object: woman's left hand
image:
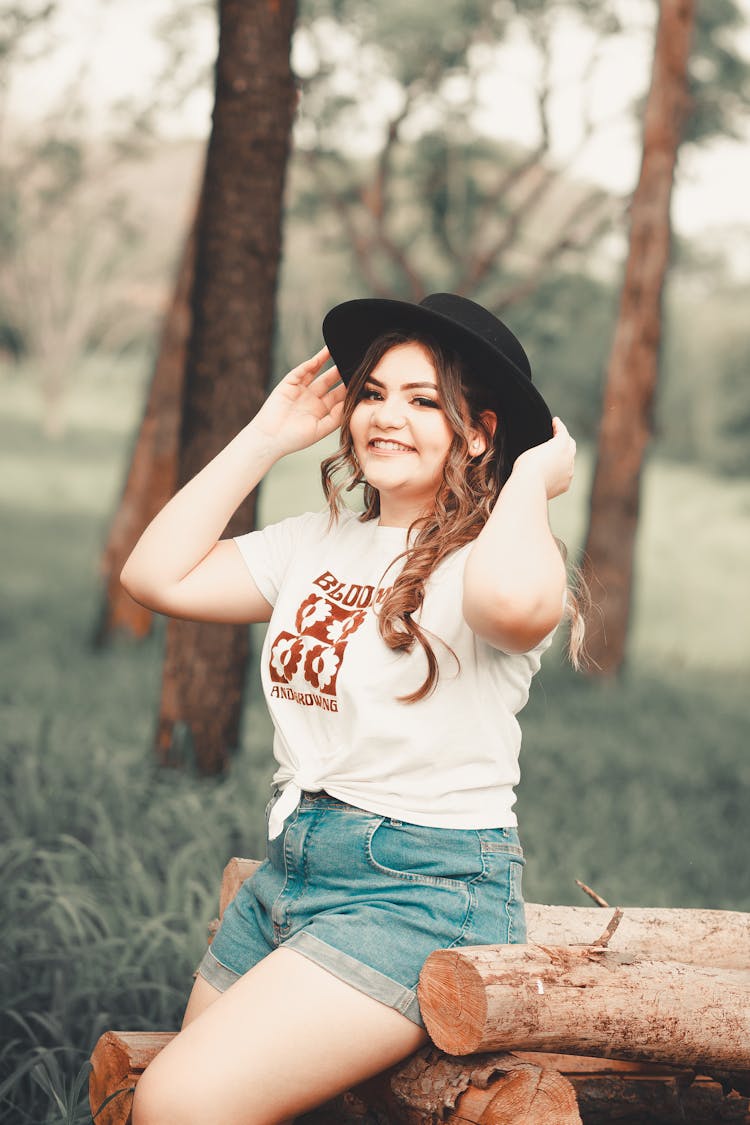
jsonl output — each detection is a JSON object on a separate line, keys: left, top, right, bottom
{"left": 511, "top": 416, "right": 576, "bottom": 500}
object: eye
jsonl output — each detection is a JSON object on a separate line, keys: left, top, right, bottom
{"left": 413, "top": 396, "right": 441, "bottom": 409}
{"left": 358, "top": 387, "right": 382, "bottom": 401}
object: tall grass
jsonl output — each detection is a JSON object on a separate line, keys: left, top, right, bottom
{"left": 1, "top": 361, "right": 748, "bottom": 1122}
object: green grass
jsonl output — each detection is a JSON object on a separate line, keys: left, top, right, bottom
{"left": 1, "top": 359, "right": 749, "bottom": 1122}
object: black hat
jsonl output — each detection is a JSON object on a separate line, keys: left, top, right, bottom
{"left": 322, "top": 292, "right": 552, "bottom": 468}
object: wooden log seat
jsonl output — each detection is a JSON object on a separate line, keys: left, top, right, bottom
{"left": 89, "top": 857, "right": 750, "bottom": 1124}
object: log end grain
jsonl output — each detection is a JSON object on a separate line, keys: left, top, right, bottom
{"left": 89, "top": 1031, "right": 175, "bottom": 1125}
{"left": 418, "top": 949, "right": 487, "bottom": 1054}
{"left": 476, "top": 1065, "right": 582, "bottom": 1125}
{"left": 89, "top": 1031, "right": 135, "bottom": 1125}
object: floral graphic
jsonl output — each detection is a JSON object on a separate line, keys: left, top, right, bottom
{"left": 296, "top": 594, "right": 332, "bottom": 633}
{"left": 325, "top": 610, "right": 367, "bottom": 645}
{"left": 303, "top": 644, "right": 342, "bottom": 690}
{"left": 270, "top": 633, "right": 304, "bottom": 682}
{"left": 268, "top": 573, "right": 372, "bottom": 701}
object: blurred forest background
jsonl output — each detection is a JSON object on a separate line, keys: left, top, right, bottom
{"left": 1, "top": 0, "right": 749, "bottom": 1121}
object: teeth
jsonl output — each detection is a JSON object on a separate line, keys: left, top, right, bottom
{"left": 371, "top": 439, "right": 414, "bottom": 451}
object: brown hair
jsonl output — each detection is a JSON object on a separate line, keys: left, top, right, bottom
{"left": 321, "top": 331, "right": 587, "bottom": 701}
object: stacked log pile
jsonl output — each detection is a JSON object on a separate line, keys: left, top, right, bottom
{"left": 89, "top": 858, "right": 750, "bottom": 1124}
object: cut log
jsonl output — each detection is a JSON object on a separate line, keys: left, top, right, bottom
{"left": 89, "top": 1030, "right": 173, "bottom": 1125}
{"left": 521, "top": 1054, "right": 750, "bottom": 1124}
{"left": 375, "top": 1046, "right": 582, "bottom": 1124}
{"left": 335, "top": 1049, "right": 750, "bottom": 1124}
{"left": 90, "top": 1032, "right": 750, "bottom": 1125}
{"left": 418, "top": 945, "right": 750, "bottom": 1070}
{"left": 525, "top": 903, "right": 750, "bottom": 970}
{"left": 88, "top": 1037, "right": 581, "bottom": 1125}
{"left": 219, "top": 856, "right": 262, "bottom": 918}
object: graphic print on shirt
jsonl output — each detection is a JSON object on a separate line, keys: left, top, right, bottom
{"left": 268, "top": 569, "right": 391, "bottom": 710}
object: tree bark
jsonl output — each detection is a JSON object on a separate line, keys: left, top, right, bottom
{"left": 156, "top": 0, "right": 297, "bottom": 774}
{"left": 523, "top": 902, "right": 750, "bottom": 970}
{"left": 348, "top": 1046, "right": 582, "bottom": 1124}
{"left": 418, "top": 945, "right": 750, "bottom": 1070}
{"left": 93, "top": 204, "right": 199, "bottom": 646}
{"left": 580, "top": 0, "right": 695, "bottom": 674}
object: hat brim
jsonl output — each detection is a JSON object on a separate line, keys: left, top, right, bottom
{"left": 322, "top": 298, "right": 552, "bottom": 466}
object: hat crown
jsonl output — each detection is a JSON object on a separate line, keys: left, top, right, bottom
{"left": 419, "top": 293, "right": 532, "bottom": 382}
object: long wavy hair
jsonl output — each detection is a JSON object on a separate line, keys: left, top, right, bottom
{"left": 321, "top": 330, "right": 587, "bottom": 702}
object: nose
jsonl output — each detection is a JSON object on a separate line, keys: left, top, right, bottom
{"left": 372, "top": 395, "right": 406, "bottom": 429}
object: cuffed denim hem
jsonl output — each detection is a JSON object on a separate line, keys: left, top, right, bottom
{"left": 284, "top": 931, "right": 424, "bottom": 1027}
{"left": 197, "top": 945, "right": 242, "bottom": 992}
{"left": 196, "top": 932, "right": 424, "bottom": 1027}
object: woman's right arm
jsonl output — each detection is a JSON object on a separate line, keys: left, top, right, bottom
{"left": 119, "top": 346, "right": 344, "bottom": 624}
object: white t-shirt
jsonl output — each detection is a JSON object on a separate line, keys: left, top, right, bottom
{"left": 234, "top": 508, "right": 557, "bottom": 839}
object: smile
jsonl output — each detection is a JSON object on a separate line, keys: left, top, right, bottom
{"left": 369, "top": 439, "right": 416, "bottom": 452}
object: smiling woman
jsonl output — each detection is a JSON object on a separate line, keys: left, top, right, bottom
{"left": 120, "top": 291, "right": 584, "bottom": 1125}
{"left": 348, "top": 341, "right": 455, "bottom": 524}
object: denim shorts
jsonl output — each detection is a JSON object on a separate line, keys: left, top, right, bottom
{"left": 197, "top": 789, "right": 527, "bottom": 1027}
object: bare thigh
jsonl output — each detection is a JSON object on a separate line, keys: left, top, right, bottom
{"left": 132, "top": 946, "right": 429, "bottom": 1125}
{"left": 181, "top": 972, "right": 222, "bottom": 1028}
{"left": 182, "top": 976, "right": 294, "bottom": 1125}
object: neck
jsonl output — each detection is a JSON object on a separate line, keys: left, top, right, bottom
{"left": 376, "top": 495, "right": 431, "bottom": 528}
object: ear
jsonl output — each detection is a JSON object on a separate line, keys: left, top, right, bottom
{"left": 468, "top": 410, "right": 497, "bottom": 457}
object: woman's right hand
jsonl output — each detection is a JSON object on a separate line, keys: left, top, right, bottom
{"left": 511, "top": 416, "right": 576, "bottom": 500}
{"left": 250, "top": 346, "right": 346, "bottom": 457}
{"left": 120, "top": 346, "right": 345, "bottom": 624}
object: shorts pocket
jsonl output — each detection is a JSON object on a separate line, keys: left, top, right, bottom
{"left": 483, "top": 833, "right": 526, "bottom": 942}
{"left": 365, "top": 818, "right": 486, "bottom": 889}
{"left": 506, "top": 856, "right": 527, "bottom": 943}
{"left": 456, "top": 847, "right": 527, "bottom": 946}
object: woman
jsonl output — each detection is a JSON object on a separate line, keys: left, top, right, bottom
{"left": 123, "top": 293, "right": 580, "bottom": 1125}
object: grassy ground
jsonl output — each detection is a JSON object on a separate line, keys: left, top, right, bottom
{"left": 1, "top": 361, "right": 748, "bottom": 1122}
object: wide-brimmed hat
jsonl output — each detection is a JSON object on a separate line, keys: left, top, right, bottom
{"left": 322, "top": 292, "right": 553, "bottom": 468}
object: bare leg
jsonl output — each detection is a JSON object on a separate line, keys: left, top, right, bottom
{"left": 179, "top": 974, "right": 296, "bottom": 1125}
{"left": 132, "top": 946, "right": 428, "bottom": 1125}
{"left": 181, "top": 972, "right": 222, "bottom": 1028}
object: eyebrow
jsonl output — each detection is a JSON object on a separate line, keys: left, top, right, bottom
{"left": 365, "top": 376, "right": 438, "bottom": 391}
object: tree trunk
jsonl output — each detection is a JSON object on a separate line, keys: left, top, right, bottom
{"left": 418, "top": 945, "right": 750, "bottom": 1070}
{"left": 93, "top": 204, "right": 199, "bottom": 646}
{"left": 156, "top": 0, "right": 297, "bottom": 774}
{"left": 580, "top": 0, "right": 695, "bottom": 674}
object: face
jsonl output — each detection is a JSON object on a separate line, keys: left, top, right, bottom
{"left": 349, "top": 342, "right": 454, "bottom": 524}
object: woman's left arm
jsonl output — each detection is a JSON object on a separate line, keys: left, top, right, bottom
{"left": 463, "top": 417, "right": 576, "bottom": 653}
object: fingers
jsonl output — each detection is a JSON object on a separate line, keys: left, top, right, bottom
{"left": 286, "top": 345, "right": 332, "bottom": 386}
{"left": 315, "top": 396, "right": 346, "bottom": 440}
{"left": 287, "top": 351, "right": 346, "bottom": 404}
{"left": 325, "top": 377, "right": 346, "bottom": 403}
{"left": 313, "top": 362, "right": 342, "bottom": 396}
{"left": 552, "top": 417, "right": 576, "bottom": 452}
